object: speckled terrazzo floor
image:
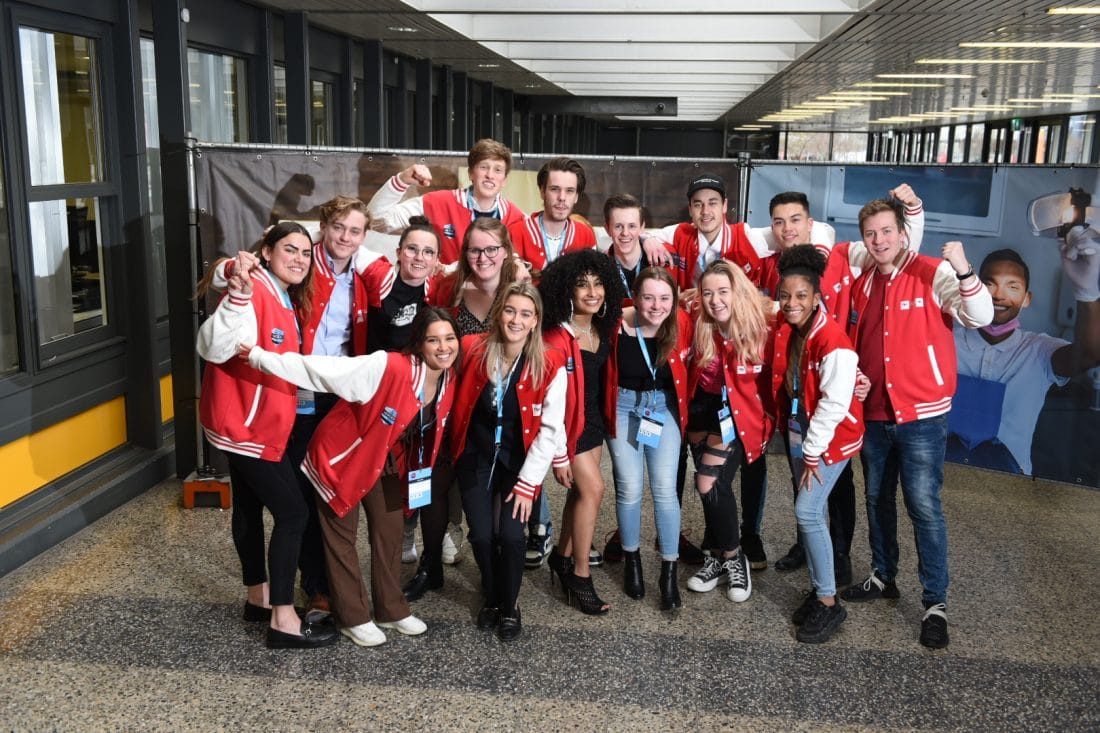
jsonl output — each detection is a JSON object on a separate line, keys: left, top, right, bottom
{"left": 1, "top": 454, "right": 1098, "bottom": 732}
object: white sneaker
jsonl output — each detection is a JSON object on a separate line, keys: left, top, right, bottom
{"left": 402, "top": 522, "right": 418, "bottom": 564}
{"left": 725, "top": 553, "right": 753, "bottom": 603}
{"left": 340, "top": 621, "right": 387, "bottom": 647}
{"left": 378, "top": 615, "right": 427, "bottom": 636}
{"left": 442, "top": 525, "right": 464, "bottom": 565}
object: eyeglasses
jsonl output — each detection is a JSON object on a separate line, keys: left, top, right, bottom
{"left": 466, "top": 245, "right": 502, "bottom": 260}
{"left": 402, "top": 245, "right": 437, "bottom": 258}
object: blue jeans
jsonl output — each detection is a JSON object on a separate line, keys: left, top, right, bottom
{"left": 860, "top": 415, "right": 950, "bottom": 606}
{"left": 606, "top": 388, "right": 682, "bottom": 560}
{"left": 790, "top": 456, "right": 849, "bottom": 598}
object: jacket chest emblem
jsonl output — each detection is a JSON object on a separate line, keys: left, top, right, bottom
{"left": 443, "top": 224, "right": 456, "bottom": 239}
{"left": 532, "top": 403, "right": 542, "bottom": 416}
{"left": 381, "top": 406, "right": 398, "bottom": 425}
{"left": 899, "top": 298, "right": 925, "bottom": 311}
{"left": 270, "top": 328, "right": 285, "bottom": 345}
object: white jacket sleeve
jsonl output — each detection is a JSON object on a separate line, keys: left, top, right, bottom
{"left": 642, "top": 223, "right": 682, "bottom": 245}
{"left": 933, "top": 261, "right": 994, "bottom": 328}
{"left": 249, "top": 348, "right": 387, "bottom": 403}
{"left": 367, "top": 174, "right": 425, "bottom": 234}
{"left": 802, "top": 348, "right": 859, "bottom": 462}
{"left": 514, "top": 366, "right": 568, "bottom": 499}
{"left": 196, "top": 289, "right": 257, "bottom": 365}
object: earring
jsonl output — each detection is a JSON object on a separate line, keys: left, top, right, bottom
{"left": 597, "top": 301, "right": 608, "bottom": 318}
{"left": 568, "top": 298, "right": 574, "bottom": 321}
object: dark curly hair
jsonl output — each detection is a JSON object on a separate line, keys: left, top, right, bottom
{"left": 538, "top": 249, "right": 624, "bottom": 340}
{"left": 777, "top": 243, "right": 827, "bottom": 294}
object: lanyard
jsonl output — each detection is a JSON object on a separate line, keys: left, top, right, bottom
{"left": 790, "top": 358, "right": 801, "bottom": 417}
{"left": 617, "top": 256, "right": 642, "bottom": 295}
{"left": 271, "top": 275, "right": 302, "bottom": 346}
{"left": 539, "top": 214, "right": 567, "bottom": 263}
{"left": 493, "top": 356, "right": 521, "bottom": 447}
{"left": 634, "top": 318, "right": 659, "bottom": 403}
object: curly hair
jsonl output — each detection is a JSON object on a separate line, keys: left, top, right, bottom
{"left": 538, "top": 249, "right": 624, "bottom": 341}
{"left": 777, "top": 244, "right": 827, "bottom": 295}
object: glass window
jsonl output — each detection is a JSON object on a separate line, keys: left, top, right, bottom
{"left": 0, "top": 145, "right": 18, "bottom": 375}
{"left": 187, "top": 48, "right": 249, "bottom": 142}
{"left": 353, "top": 79, "right": 364, "bottom": 147}
{"left": 783, "top": 131, "right": 830, "bottom": 161}
{"left": 19, "top": 28, "right": 103, "bottom": 185}
{"left": 1065, "top": 114, "right": 1095, "bottom": 164}
{"left": 311, "top": 79, "right": 334, "bottom": 146}
{"left": 951, "top": 125, "right": 967, "bottom": 162}
{"left": 936, "top": 126, "right": 950, "bottom": 163}
{"left": 274, "top": 65, "right": 288, "bottom": 145}
{"left": 968, "top": 123, "right": 985, "bottom": 162}
{"left": 139, "top": 39, "right": 168, "bottom": 320}
{"left": 832, "top": 131, "right": 867, "bottom": 162}
{"left": 29, "top": 198, "right": 107, "bottom": 344}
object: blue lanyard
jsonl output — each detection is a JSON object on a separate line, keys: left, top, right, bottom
{"left": 494, "top": 357, "right": 521, "bottom": 447}
{"left": 790, "top": 359, "right": 801, "bottom": 417}
{"left": 271, "top": 274, "right": 302, "bottom": 346}
{"left": 539, "top": 214, "right": 566, "bottom": 263}
{"left": 634, "top": 318, "right": 658, "bottom": 381}
{"left": 417, "top": 383, "right": 427, "bottom": 467}
{"left": 617, "top": 256, "right": 641, "bottom": 295}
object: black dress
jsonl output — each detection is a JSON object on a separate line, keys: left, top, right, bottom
{"left": 575, "top": 339, "right": 610, "bottom": 454}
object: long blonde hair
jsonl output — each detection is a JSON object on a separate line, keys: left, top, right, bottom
{"left": 451, "top": 217, "right": 519, "bottom": 308}
{"left": 694, "top": 259, "right": 769, "bottom": 366}
{"left": 482, "top": 282, "right": 548, "bottom": 390}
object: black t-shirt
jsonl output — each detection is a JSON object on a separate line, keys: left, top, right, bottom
{"left": 367, "top": 277, "right": 425, "bottom": 353}
{"left": 462, "top": 354, "right": 527, "bottom": 473}
{"left": 617, "top": 327, "right": 674, "bottom": 392}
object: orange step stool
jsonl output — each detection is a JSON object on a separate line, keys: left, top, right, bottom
{"left": 182, "top": 471, "right": 231, "bottom": 509}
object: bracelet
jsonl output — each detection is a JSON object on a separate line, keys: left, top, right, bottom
{"left": 955, "top": 268, "right": 974, "bottom": 281}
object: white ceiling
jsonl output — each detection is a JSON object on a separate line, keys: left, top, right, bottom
{"left": 264, "top": 0, "right": 1100, "bottom": 130}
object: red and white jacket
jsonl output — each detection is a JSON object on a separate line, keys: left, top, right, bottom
{"left": 543, "top": 324, "right": 587, "bottom": 466}
{"left": 510, "top": 213, "right": 597, "bottom": 273}
{"left": 368, "top": 175, "right": 525, "bottom": 265}
{"left": 448, "top": 334, "right": 568, "bottom": 500}
{"left": 848, "top": 250, "right": 993, "bottom": 423}
{"left": 249, "top": 349, "right": 455, "bottom": 519}
{"left": 603, "top": 308, "right": 694, "bottom": 438}
{"left": 667, "top": 221, "right": 761, "bottom": 291}
{"left": 770, "top": 308, "right": 863, "bottom": 467}
{"left": 197, "top": 268, "right": 299, "bottom": 461}
{"left": 687, "top": 326, "right": 777, "bottom": 465}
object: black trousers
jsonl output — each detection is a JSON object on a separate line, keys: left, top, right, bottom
{"left": 456, "top": 455, "right": 525, "bottom": 615}
{"left": 226, "top": 451, "right": 308, "bottom": 606}
{"left": 692, "top": 438, "right": 746, "bottom": 553}
{"left": 417, "top": 453, "right": 456, "bottom": 577}
{"left": 284, "top": 391, "right": 338, "bottom": 597}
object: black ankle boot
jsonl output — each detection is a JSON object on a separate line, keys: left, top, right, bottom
{"left": 623, "top": 550, "right": 645, "bottom": 599}
{"left": 659, "top": 560, "right": 681, "bottom": 610}
{"left": 402, "top": 562, "right": 443, "bottom": 602}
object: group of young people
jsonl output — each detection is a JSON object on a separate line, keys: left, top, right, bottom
{"left": 195, "top": 138, "right": 993, "bottom": 652}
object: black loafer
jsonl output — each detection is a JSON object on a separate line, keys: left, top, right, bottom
{"left": 476, "top": 605, "right": 500, "bottom": 629}
{"left": 498, "top": 608, "right": 522, "bottom": 642}
{"left": 265, "top": 621, "right": 340, "bottom": 649}
{"left": 774, "top": 543, "right": 806, "bottom": 572}
{"left": 243, "top": 601, "right": 272, "bottom": 623}
{"left": 403, "top": 568, "right": 444, "bottom": 602}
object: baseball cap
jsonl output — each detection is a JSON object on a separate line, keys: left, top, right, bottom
{"left": 686, "top": 173, "right": 726, "bottom": 200}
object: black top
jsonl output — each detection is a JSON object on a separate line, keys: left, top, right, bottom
{"left": 462, "top": 354, "right": 527, "bottom": 473}
{"left": 367, "top": 277, "right": 424, "bottom": 353}
{"left": 617, "top": 327, "right": 674, "bottom": 393}
{"left": 612, "top": 252, "right": 651, "bottom": 295}
{"left": 399, "top": 394, "right": 438, "bottom": 471}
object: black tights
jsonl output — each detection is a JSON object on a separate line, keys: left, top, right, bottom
{"left": 690, "top": 436, "right": 744, "bottom": 553}
{"left": 456, "top": 458, "right": 525, "bottom": 615}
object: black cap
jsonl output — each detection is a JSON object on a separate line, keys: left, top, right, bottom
{"left": 686, "top": 173, "right": 726, "bottom": 200}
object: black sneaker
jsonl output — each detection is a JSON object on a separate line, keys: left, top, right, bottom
{"left": 796, "top": 599, "right": 847, "bottom": 643}
{"left": 588, "top": 545, "right": 604, "bottom": 568}
{"left": 791, "top": 590, "right": 817, "bottom": 626}
{"left": 920, "top": 603, "right": 949, "bottom": 649}
{"left": 686, "top": 556, "right": 725, "bottom": 592}
{"left": 725, "top": 553, "right": 752, "bottom": 603}
{"left": 841, "top": 572, "right": 900, "bottom": 603}
{"left": 524, "top": 523, "right": 552, "bottom": 569}
{"left": 740, "top": 533, "right": 768, "bottom": 571}
{"left": 602, "top": 529, "right": 623, "bottom": 563}
{"left": 774, "top": 543, "right": 806, "bottom": 572}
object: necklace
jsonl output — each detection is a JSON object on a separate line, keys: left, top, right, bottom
{"left": 571, "top": 318, "right": 596, "bottom": 351}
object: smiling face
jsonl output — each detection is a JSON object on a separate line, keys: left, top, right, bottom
{"left": 396, "top": 229, "right": 439, "bottom": 284}
{"left": 771, "top": 202, "right": 814, "bottom": 250}
{"left": 981, "top": 259, "right": 1031, "bottom": 325}
{"left": 604, "top": 206, "right": 643, "bottom": 257}
{"left": 469, "top": 156, "right": 509, "bottom": 205}
{"left": 778, "top": 274, "right": 820, "bottom": 330}
{"left": 262, "top": 232, "right": 313, "bottom": 289}
{"left": 420, "top": 320, "right": 459, "bottom": 371}
{"left": 689, "top": 188, "right": 726, "bottom": 241}
{"left": 499, "top": 294, "right": 539, "bottom": 346}
{"left": 635, "top": 277, "right": 675, "bottom": 330}
{"left": 542, "top": 170, "right": 580, "bottom": 225}
{"left": 700, "top": 272, "right": 734, "bottom": 326}
{"left": 573, "top": 272, "right": 606, "bottom": 318}
{"left": 319, "top": 210, "right": 368, "bottom": 268}
{"left": 861, "top": 209, "right": 907, "bottom": 270}
{"left": 464, "top": 228, "right": 506, "bottom": 282}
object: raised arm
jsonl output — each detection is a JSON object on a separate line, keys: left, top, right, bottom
{"left": 935, "top": 241, "right": 993, "bottom": 328}
{"left": 1052, "top": 225, "right": 1100, "bottom": 377}
{"left": 249, "top": 347, "right": 388, "bottom": 403}
{"left": 367, "top": 164, "right": 432, "bottom": 234}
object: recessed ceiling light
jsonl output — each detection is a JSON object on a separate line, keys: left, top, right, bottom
{"left": 1048, "top": 6, "right": 1100, "bottom": 14}
{"left": 853, "top": 82, "right": 945, "bottom": 88}
{"left": 950, "top": 106, "right": 1015, "bottom": 112}
{"left": 960, "top": 41, "right": 1100, "bottom": 48}
{"left": 1009, "top": 97, "right": 1075, "bottom": 103}
{"left": 477, "top": 63, "right": 501, "bottom": 69}
{"left": 387, "top": 26, "right": 418, "bottom": 33}
{"left": 917, "top": 58, "right": 1042, "bottom": 64}
{"left": 877, "top": 73, "right": 974, "bottom": 79}
{"left": 818, "top": 96, "right": 889, "bottom": 102}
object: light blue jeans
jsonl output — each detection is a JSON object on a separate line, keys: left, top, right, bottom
{"left": 790, "top": 454, "right": 850, "bottom": 598}
{"left": 606, "top": 388, "right": 681, "bottom": 560}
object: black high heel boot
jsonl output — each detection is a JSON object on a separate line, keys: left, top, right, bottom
{"left": 403, "top": 560, "right": 443, "bottom": 602}
{"left": 547, "top": 548, "right": 572, "bottom": 594}
{"left": 623, "top": 550, "right": 645, "bottom": 599}
{"left": 659, "top": 560, "right": 682, "bottom": 610}
{"left": 565, "top": 571, "right": 610, "bottom": 615}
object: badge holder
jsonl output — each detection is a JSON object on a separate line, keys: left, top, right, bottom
{"left": 718, "top": 386, "right": 736, "bottom": 444}
{"left": 636, "top": 406, "right": 665, "bottom": 448}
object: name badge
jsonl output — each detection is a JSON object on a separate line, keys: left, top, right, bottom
{"left": 407, "top": 467, "right": 432, "bottom": 509}
{"left": 718, "top": 405, "right": 736, "bottom": 444}
{"left": 636, "top": 407, "right": 665, "bottom": 448}
{"left": 296, "top": 388, "right": 316, "bottom": 415}
{"left": 787, "top": 417, "right": 804, "bottom": 460}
